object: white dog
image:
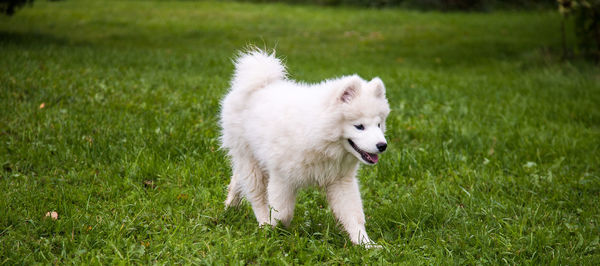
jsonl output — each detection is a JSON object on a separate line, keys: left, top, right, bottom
{"left": 220, "top": 49, "right": 390, "bottom": 247}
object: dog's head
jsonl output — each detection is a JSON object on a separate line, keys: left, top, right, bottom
{"left": 337, "top": 75, "right": 390, "bottom": 165}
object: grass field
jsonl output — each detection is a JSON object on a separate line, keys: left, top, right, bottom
{"left": 1, "top": 0, "right": 599, "bottom": 264}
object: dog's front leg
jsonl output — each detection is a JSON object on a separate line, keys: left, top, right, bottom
{"left": 326, "top": 176, "right": 376, "bottom": 247}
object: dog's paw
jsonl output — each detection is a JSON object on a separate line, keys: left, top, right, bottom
{"left": 363, "top": 241, "right": 382, "bottom": 249}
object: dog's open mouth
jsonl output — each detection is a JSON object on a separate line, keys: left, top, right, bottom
{"left": 348, "top": 139, "right": 378, "bottom": 164}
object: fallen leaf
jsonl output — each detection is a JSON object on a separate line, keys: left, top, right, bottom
{"left": 177, "top": 194, "right": 188, "bottom": 200}
{"left": 367, "top": 31, "right": 384, "bottom": 40}
{"left": 39, "top": 103, "right": 46, "bottom": 109}
{"left": 143, "top": 180, "right": 156, "bottom": 189}
{"left": 45, "top": 211, "right": 58, "bottom": 220}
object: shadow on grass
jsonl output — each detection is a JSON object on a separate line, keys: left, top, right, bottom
{"left": 0, "top": 31, "right": 71, "bottom": 46}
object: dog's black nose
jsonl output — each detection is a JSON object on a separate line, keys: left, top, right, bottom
{"left": 376, "top": 142, "right": 387, "bottom": 152}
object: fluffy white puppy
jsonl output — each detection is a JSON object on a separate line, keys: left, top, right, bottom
{"left": 220, "top": 49, "right": 390, "bottom": 246}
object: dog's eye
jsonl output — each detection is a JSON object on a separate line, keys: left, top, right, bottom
{"left": 354, "top": 124, "right": 364, "bottom": 130}
{"left": 378, "top": 123, "right": 381, "bottom": 128}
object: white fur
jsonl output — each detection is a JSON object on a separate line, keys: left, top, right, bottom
{"left": 220, "top": 49, "right": 390, "bottom": 247}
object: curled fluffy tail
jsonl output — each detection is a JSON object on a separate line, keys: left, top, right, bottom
{"left": 230, "top": 49, "right": 286, "bottom": 94}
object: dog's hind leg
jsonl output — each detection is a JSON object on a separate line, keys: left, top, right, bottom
{"left": 230, "top": 154, "right": 270, "bottom": 225}
{"left": 224, "top": 174, "right": 242, "bottom": 208}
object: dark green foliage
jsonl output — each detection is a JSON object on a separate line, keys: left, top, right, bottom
{"left": 0, "top": 0, "right": 33, "bottom": 15}
{"left": 573, "top": 1, "right": 600, "bottom": 62}
{"left": 403, "top": 0, "right": 487, "bottom": 10}
{"left": 557, "top": 0, "right": 600, "bottom": 63}
{"left": 403, "top": 0, "right": 554, "bottom": 10}
{"left": 236, "top": 0, "right": 555, "bottom": 10}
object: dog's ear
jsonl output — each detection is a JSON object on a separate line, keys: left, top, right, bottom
{"left": 340, "top": 76, "right": 362, "bottom": 103}
{"left": 370, "top": 77, "right": 386, "bottom": 98}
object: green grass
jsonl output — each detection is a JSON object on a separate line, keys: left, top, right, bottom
{"left": 1, "top": 0, "right": 599, "bottom": 264}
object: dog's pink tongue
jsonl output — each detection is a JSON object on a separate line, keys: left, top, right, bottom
{"left": 368, "top": 153, "right": 379, "bottom": 164}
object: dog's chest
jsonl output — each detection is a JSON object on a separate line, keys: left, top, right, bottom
{"left": 291, "top": 153, "right": 358, "bottom": 187}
